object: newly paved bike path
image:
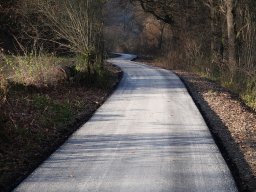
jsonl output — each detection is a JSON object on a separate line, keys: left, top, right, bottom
{"left": 14, "top": 54, "right": 237, "bottom": 192}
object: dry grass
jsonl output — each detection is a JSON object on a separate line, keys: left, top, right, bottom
{"left": 3, "top": 53, "right": 69, "bottom": 86}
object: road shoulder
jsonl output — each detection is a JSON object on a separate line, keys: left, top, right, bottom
{"left": 175, "top": 71, "right": 256, "bottom": 192}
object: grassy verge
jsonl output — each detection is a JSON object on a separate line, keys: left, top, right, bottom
{"left": 0, "top": 54, "right": 121, "bottom": 191}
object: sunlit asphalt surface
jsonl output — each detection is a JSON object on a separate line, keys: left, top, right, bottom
{"left": 14, "top": 54, "right": 238, "bottom": 192}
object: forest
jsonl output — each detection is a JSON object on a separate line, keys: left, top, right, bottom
{"left": 0, "top": 0, "right": 256, "bottom": 191}
{"left": 106, "top": 0, "right": 256, "bottom": 110}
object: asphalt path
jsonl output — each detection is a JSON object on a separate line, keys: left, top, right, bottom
{"left": 14, "top": 54, "right": 238, "bottom": 192}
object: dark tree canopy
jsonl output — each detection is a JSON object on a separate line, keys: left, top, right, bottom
{"left": 130, "top": 0, "right": 175, "bottom": 25}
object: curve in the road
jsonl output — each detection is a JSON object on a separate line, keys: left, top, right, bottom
{"left": 14, "top": 54, "right": 238, "bottom": 192}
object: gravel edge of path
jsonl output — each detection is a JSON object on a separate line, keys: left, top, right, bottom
{"left": 174, "top": 71, "right": 256, "bottom": 192}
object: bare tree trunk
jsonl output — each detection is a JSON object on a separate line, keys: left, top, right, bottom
{"left": 208, "top": 1, "right": 215, "bottom": 57}
{"left": 158, "top": 23, "right": 165, "bottom": 49}
{"left": 226, "top": 0, "right": 237, "bottom": 73}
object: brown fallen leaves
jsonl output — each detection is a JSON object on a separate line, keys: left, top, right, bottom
{"left": 175, "top": 71, "right": 256, "bottom": 192}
